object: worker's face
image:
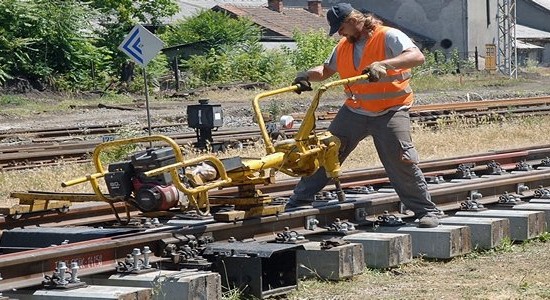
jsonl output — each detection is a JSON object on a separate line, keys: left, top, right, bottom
{"left": 338, "top": 18, "right": 362, "bottom": 43}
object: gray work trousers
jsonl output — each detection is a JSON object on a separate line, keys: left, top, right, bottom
{"left": 289, "top": 105, "right": 438, "bottom": 217}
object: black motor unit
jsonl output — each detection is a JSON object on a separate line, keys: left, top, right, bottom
{"left": 104, "top": 147, "right": 185, "bottom": 212}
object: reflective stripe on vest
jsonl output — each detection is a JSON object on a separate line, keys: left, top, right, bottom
{"left": 335, "top": 26, "right": 414, "bottom": 113}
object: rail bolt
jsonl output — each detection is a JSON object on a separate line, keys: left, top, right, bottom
{"left": 517, "top": 184, "right": 529, "bottom": 195}
{"left": 305, "top": 216, "right": 319, "bottom": 230}
{"left": 143, "top": 246, "right": 152, "bottom": 269}
{"left": 57, "top": 261, "right": 68, "bottom": 285}
{"left": 70, "top": 261, "right": 80, "bottom": 283}
{"left": 132, "top": 248, "right": 142, "bottom": 271}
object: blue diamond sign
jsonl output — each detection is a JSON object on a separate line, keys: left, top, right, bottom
{"left": 118, "top": 24, "right": 164, "bottom": 67}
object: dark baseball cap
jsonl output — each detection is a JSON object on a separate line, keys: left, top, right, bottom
{"left": 327, "top": 3, "right": 354, "bottom": 36}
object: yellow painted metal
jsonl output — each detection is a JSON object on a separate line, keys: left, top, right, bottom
{"left": 60, "top": 75, "right": 369, "bottom": 218}
{"left": 10, "top": 191, "right": 104, "bottom": 202}
{"left": 214, "top": 204, "right": 285, "bottom": 222}
{"left": 252, "top": 74, "right": 369, "bottom": 179}
{"left": 62, "top": 135, "right": 232, "bottom": 216}
{"left": 209, "top": 195, "right": 272, "bottom": 206}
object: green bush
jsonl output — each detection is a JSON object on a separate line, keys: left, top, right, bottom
{"left": 162, "top": 10, "right": 261, "bottom": 51}
{"left": 284, "top": 29, "right": 338, "bottom": 71}
{"left": 415, "top": 48, "right": 474, "bottom": 76}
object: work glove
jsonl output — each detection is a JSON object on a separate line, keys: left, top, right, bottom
{"left": 292, "top": 71, "right": 313, "bottom": 94}
{"left": 362, "top": 62, "right": 389, "bottom": 82}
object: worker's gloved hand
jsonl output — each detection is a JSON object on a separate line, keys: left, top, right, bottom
{"left": 292, "top": 71, "right": 313, "bottom": 94}
{"left": 362, "top": 62, "right": 388, "bottom": 82}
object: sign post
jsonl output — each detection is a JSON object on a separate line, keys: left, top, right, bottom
{"left": 118, "top": 24, "right": 164, "bottom": 136}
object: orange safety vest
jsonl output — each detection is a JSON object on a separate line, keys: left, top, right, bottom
{"left": 335, "top": 25, "right": 413, "bottom": 113}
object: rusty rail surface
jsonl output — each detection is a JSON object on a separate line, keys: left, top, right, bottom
{"left": 2, "top": 145, "right": 550, "bottom": 291}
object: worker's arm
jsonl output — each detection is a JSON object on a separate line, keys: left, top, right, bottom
{"left": 380, "top": 47, "right": 425, "bottom": 69}
{"left": 304, "top": 64, "right": 337, "bottom": 82}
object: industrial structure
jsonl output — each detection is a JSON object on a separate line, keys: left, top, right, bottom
{"left": 174, "top": 0, "right": 550, "bottom": 74}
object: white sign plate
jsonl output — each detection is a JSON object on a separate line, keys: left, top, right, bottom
{"left": 118, "top": 24, "right": 164, "bottom": 67}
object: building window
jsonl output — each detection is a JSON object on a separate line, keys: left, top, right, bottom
{"left": 486, "top": 0, "right": 491, "bottom": 27}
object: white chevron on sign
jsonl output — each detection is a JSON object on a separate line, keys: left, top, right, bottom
{"left": 118, "top": 24, "right": 164, "bottom": 67}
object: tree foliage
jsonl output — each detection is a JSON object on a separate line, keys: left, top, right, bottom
{"left": 0, "top": 0, "right": 179, "bottom": 90}
{"left": 0, "top": 3, "right": 475, "bottom": 93}
{"left": 0, "top": 0, "right": 110, "bottom": 90}
{"left": 416, "top": 48, "right": 474, "bottom": 75}
{"left": 162, "top": 10, "right": 288, "bottom": 87}
{"left": 285, "top": 30, "right": 338, "bottom": 71}
{"left": 89, "top": 0, "right": 179, "bottom": 68}
{"left": 162, "top": 10, "right": 261, "bottom": 51}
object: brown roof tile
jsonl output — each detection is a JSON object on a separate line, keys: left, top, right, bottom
{"left": 213, "top": 4, "right": 330, "bottom": 38}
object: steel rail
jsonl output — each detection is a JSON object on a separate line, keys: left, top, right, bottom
{"left": 2, "top": 144, "right": 550, "bottom": 230}
{"left": 1, "top": 166, "right": 550, "bottom": 292}
{"left": 2, "top": 96, "right": 550, "bottom": 171}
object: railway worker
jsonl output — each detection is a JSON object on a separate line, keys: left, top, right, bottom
{"left": 286, "top": 3, "right": 442, "bottom": 228}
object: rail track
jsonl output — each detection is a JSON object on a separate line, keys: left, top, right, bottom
{"left": 1, "top": 144, "right": 550, "bottom": 298}
{"left": 1, "top": 95, "right": 550, "bottom": 171}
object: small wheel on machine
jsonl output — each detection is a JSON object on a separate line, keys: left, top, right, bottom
{"left": 9, "top": 211, "right": 22, "bottom": 220}
{"left": 56, "top": 205, "right": 70, "bottom": 214}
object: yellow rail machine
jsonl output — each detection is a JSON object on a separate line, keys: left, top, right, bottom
{"left": 62, "top": 75, "right": 369, "bottom": 221}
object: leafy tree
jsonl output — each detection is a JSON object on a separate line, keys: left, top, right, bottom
{"left": 88, "top": 0, "right": 180, "bottom": 78}
{"left": 416, "top": 48, "right": 474, "bottom": 75}
{"left": 0, "top": 0, "right": 36, "bottom": 84}
{"left": 285, "top": 30, "right": 338, "bottom": 71}
{"left": 162, "top": 10, "right": 270, "bottom": 87}
{"left": 0, "top": 0, "right": 109, "bottom": 90}
{"left": 162, "top": 10, "right": 261, "bottom": 51}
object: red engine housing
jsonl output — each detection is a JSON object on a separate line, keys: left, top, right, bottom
{"left": 131, "top": 178, "right": 181, "bottom": 212}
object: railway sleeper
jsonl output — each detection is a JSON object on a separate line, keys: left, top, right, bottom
{"left": 4, "top": 160, "right": 550, "bottom": 298}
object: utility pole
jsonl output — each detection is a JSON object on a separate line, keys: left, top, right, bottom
{"left": 497, "top": 0, "right": 517, "bottom": 78}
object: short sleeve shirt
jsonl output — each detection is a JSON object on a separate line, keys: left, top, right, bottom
{"left": 325, "top": 28, "right": 417, "bottom": 71}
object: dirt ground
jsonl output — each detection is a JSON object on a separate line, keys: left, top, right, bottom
{"left": 2, "top": 72, "right": 550, "bottom": 299}
{"left": 2, "top": 71, "right": 550, "bottom": 134}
